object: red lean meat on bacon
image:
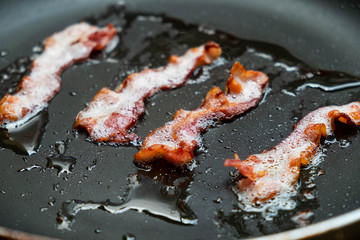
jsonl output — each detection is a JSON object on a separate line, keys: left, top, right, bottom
{"left": 224, "top": 102, "right": 360, "bottom": 202}
{"left": 0, "top": 22, "right": 117, "bottom": 126}
{"left": 75, "top": 42, "right": 222, "bottom": 144}
{"left": 134, "top": 62, "right": 268, "bottom": 165}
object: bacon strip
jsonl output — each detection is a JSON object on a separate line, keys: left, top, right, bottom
{"left": 224, "top": 102, "right": 360, "bottom": 202}
{"left": 134, "top": 62, "right": 269, "bottom": 165}
{"left": 0, "top": 23, "right": 117, "bottom": 126}
{"left": 75, "top": 42, "right": 222, "bottom": 144}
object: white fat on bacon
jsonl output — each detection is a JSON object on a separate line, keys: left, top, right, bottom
{"left": 75, "top": 42, "right": 222, "bottom": 144}
{"left": 134, "top": 62, "right": 269, "bottom": 165}
{"left": 0, "top": 22, "right": 117, "bottom": 126}
{"left": 225, "top": 102, "right": 360, "bottom": 202}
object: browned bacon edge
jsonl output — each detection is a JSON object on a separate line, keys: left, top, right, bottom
{"left": 74, "top": 42, "right": 222, "bottom": 144}
{"left": 0, "top": 23, "right": 117, "bottom": 126}
{"left": 224, "top": 102, "right": 360, "bottom": 202}
{"left": 134, "top": 62, "right": 269, "bottom": 166}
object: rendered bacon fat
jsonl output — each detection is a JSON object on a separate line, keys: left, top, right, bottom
{"left": 134, "top": 62, "right": 269, "bottom": 165}
{"left": 75, "top": 42, "right": 222, "bottom": 143}
{"left": 224, "top": 102, "right": 360, "bottom": 202}
{"left": 0, "top": 23, "right": 117, "bottom": 126}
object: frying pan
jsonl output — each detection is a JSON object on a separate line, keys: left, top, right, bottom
{"left": 1, "top": 0, "right": 360, "bottom": 239}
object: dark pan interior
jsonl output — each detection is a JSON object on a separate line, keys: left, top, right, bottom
{"left": 1, "top": 0, "right": 360, "bottom": 239}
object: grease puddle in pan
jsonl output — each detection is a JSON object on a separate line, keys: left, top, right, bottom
{"left": 47, "top": 140, "right": 77, "bottom": 175}
{"left": 285, "top": 70, "right": 360, "bottom": 93}
{"left": 18, "top": 164, "right": 44, "bottom": 172}
{"left": 57, "top": 170, "right": 196, "bottom": 230}
{"left": 47, "top": 155, "right": 77, "bottom": 175}
{"left": 0, "top": 110, "right": 48, "bottom": 155}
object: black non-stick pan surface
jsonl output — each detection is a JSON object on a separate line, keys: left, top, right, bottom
{"left": 1, "top": 0, "right": 360, "bottom": 239}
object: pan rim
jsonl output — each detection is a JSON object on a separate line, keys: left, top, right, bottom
{"left": 1, "top": 208, "right": 360, "bottom": 239}
{"left": 251, "top": 208, "right": 360, "bottom": 240}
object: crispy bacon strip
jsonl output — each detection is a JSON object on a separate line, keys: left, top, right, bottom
{"left": 224, "top": 102, "right": 360, "bottom": 202}
{"left": 75, "top": 42, "right": 222, "bottom": 144}
{"left": 0, "top": 22, "right": 117, "bottom": 126}
{"left": 134, "top": 62, "right": 269, "bottom": 165}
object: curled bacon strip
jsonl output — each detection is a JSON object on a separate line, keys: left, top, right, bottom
{"left": 0, "top": 23, "right": 117, "bottom": 126}
{"left": 224, "top": 102, "right": 360, "bottom": 202}
{"left": 75, "top": 42, "right": 222, "bottom": 144}
{"left": 134, "top": 62, "right": 269, "bottom": 165}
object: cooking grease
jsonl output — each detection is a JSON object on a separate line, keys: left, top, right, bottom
{"left": 57, "top": 169, "right": 196, "bottom": 229}
{"left": 0, "top": 110, "right": 48, "bottom": 155}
